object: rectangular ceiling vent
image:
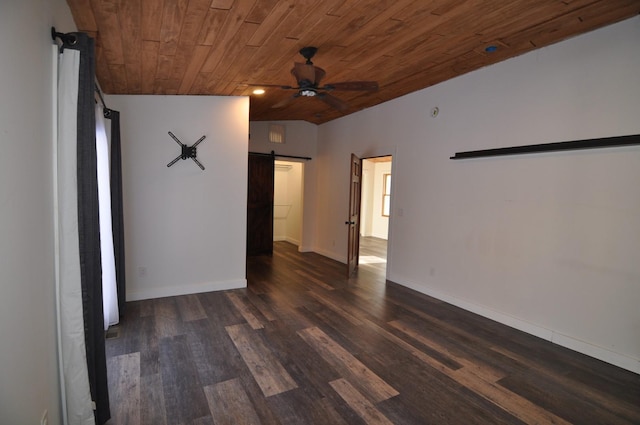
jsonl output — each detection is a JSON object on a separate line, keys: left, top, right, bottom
{"left": 269, "top": 124, "right": 285, "bottom": 144}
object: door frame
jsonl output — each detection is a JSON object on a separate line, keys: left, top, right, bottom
{"left": 345, "top": 152, "right": 401, "bottom": 277}
{"left": 273, "top": 159, "right": 305, "bottom": 247}
{"left": 346, "top": 154, "right": 362, "bottom": 277}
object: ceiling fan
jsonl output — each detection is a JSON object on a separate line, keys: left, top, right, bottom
{"left": 255, "top": 46, "right": 379, "bottom": 111}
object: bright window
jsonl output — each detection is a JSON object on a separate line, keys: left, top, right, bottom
{"left": 382, "top": 173, "right": 391, "bottom": 217}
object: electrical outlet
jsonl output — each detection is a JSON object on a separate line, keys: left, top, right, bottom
{"left": 40, "top": 409, "right": 48, "bottom": 425}
{"left": 137, "top": 266, "right": 147, "bottom": 278}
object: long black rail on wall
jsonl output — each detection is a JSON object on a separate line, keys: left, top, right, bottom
{"left": 450, "top": 134, "right": 640, "bottom": 160}
{"left": 249, "top": 150, "right": 312, "bottom": 161}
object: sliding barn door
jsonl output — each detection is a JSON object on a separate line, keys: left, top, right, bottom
{"left": 247, "top": 153, "right": 274, "bottom": 256}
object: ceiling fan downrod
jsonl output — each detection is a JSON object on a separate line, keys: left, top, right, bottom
{"left": 299, "top": 46, "right": 317, "bottom": 64}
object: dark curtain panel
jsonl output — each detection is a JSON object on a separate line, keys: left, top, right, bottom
{"left": 109, "top": 110, "right": 126, "bottom": 316}
{"left": 67, "top": 32, "right": 111, "bottom": 425}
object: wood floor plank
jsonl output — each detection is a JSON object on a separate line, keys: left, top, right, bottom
{"left": 263, "top": 386, "right": 350, "bottom": 425}
{"left": 107, "top": 352, "right": 141, "bottom": 425}
{"left": 131, "top": 315, "right": 159, "bottom": 377}
{"left": 204, "top": 378, "right": 262, "bottom": 425}
{"left": 191, "top": 417, "right": 215, "bottom": 425}
{"left": 226, "top": 323, "right": 298, "bottom": 397}
{"left": 106, "top": 242, "right": 640, "bottom": 425}
{"left": 453, "top": 370, "right": 572, "bottom": 425}
{"left": 497, "top": 370, "right": 639, "bottom": 425}
{"left": 226, "top": 292, "right": 265, "bottom": 330}
{"left": 183, "top": 318, "right": 243, "bottom": 386}
{"left": 492, "top": 345, "right": 640, "bottom": 423}
{"left": 158, "top": 334, "right": 210, "bottom": 423}
{"left": 294, "top": 269, "right": 335, "bottom": 291}
{"left": 258, "top": 291, "right": 317, "bottom": 331}
{"left": 175, "top": 293, "right": 208, "bottom": 322}
{"left": 259, "top": 318, "right": 344, "bottom": 400}
{"left": 361, "top": 317, "right": 463, "bottom": 374}
{"left": 198, "top": 290, "right": 246, "bottom": 327}
{"left": 245, "top": 290, "right": 278, "bottom": 322}
{"left": 154, "top": 297, "right": 183, "bottom": 338}
{"left": 297, "top": 326, "right": 399, "bottom": 403}
{"left": 389, "top": 319, "right": 572, "bottom": 425}
{"left": 388, "top": 319, "right": 505, "bottom": 381}
{"left": 330, "top": 378, "right": 394, "bottom": 425}
{"left": 139, "top": 299, "right": 154, "bottom": 317}
{"left": 306, "top": 289, "right": 364, "bottom": 326}
{"left": 311, "top": 397, "right": 351, "bottom": 425}
{"left": 140, "top": 373, "right": 166, "bottom": 425}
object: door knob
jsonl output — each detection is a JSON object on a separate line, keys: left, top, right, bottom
{"left": 345, "top": 221, "right": 355, "bottom": 225}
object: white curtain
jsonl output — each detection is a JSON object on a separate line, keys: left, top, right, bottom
{"left": 53, "top": 45, "right": 96, "bottom": 425}
{"left": 95, "top": 104, "right": 119, "bottom": 330}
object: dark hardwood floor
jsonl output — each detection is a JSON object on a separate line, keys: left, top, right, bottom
{"left": 359, "top": 236, "right": 388, "bottom": 275}
{"left": 105, "top": 241, "right": 640, "bottom": 424}
{"left": 360, "top": 236, "right": 388, "bottom": 259}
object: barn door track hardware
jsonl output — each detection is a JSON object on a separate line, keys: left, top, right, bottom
{"left": 167, "top": 131, "right": 206, "bottom": 170}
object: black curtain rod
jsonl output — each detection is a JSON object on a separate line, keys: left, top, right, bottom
{"left": 249, "top": 151, "right": 312, "bottom": 161}
{"left": 51, "top": 26, "right": 76, "bottom": 46}
{"left": 51, "top": 27, "right": 112, "bottom": 119}
{"left": 95, "top": 84, "right": 113, "bottom": 119}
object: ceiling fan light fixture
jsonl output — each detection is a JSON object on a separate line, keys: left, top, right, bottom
{"left": 252, "top": 88, "right": 265, "bottom": 95}
{"left": 300, "top": 89, "right": 317, "bottom": 97}
{"left": 256, "top": 46, "right": 378, "bottom": 112}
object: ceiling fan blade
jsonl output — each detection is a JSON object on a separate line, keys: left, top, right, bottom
{"left": 314, "top": 67, "right": 326, "bottom": 86}
{"left": 292, "top": 62, "right": 317, "bottom": 86}
{"left": 271, "top": 93, "right": 299, "bottom": 109}
{"left": 322, "top": 81, "right": 379, "bottom": 91}
{"left": 317, "top": 93, "right": 349, "bottom": 111}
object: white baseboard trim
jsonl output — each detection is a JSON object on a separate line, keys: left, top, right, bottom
{"left": 312, "top": 247, "right": 346, "bottom": 264}
{"left": 550, "top": 332, "right": 639, "bottom": 375}
{"left": 285, "top": 236, "right": 300, "bottom": 246}
{"left": 127, "top": 279, "right": 246, "bottom": 301}
{"left": 275, "top": 237, "right": 300, "bottom": 245}
{"left": 391, "top": 276, "right": 640, "bottom": 375}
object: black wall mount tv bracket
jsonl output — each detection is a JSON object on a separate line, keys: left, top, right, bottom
{"left": 167, "top": 131, "right": 206, "bottom": 170}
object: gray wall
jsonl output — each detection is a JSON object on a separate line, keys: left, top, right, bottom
{"left": 313, "top": 17, "right": 640, "bottom": 373}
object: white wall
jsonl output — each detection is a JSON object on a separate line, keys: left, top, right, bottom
{"left": 361, "top": 160, "right": 391, "bottom": 239}
{"left": 274, "top": 165, "right": 289, "bottom": 241}
{"left": 360, "top": 160, "right": 375, "bottom": 236}
{"left": 0, "top": 1, "right": 75, "bottom": 424}
{"left": 106, "top": 95, "right": 249, "bottom": 300}
{"left": 314, "top": 17, "right": 640, "bottom": 373}
{"left": 274, "top": 161, "right": 303, "bottom": 245}
{"left": 371, "top": 161, "right": 391, "bottom": 239}
{"left": 249, "top": 121, "right": 318, "bottom": 251}
{"left": 286, "top": 163, "right": 303, "bottom": 244}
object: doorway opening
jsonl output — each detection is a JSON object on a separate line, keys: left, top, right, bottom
{"left": 246, "top": 153, "right": 306, "bottom": 259}
{"left": 359, "top": 156, "right": 392, "bottom": 274}
{"left": 273, "top": 160, "right": 304, "bottom": 247}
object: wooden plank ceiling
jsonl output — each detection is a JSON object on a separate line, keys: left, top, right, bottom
{"left": 66, "top": 0, "right": 639, "bottom": 124}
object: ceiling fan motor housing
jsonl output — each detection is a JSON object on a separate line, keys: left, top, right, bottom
{"left": 299, "top": 46, "right": 318, "bottom": 64}
{"left": 267, "top": 46, "right": 378, "bottom": 111}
